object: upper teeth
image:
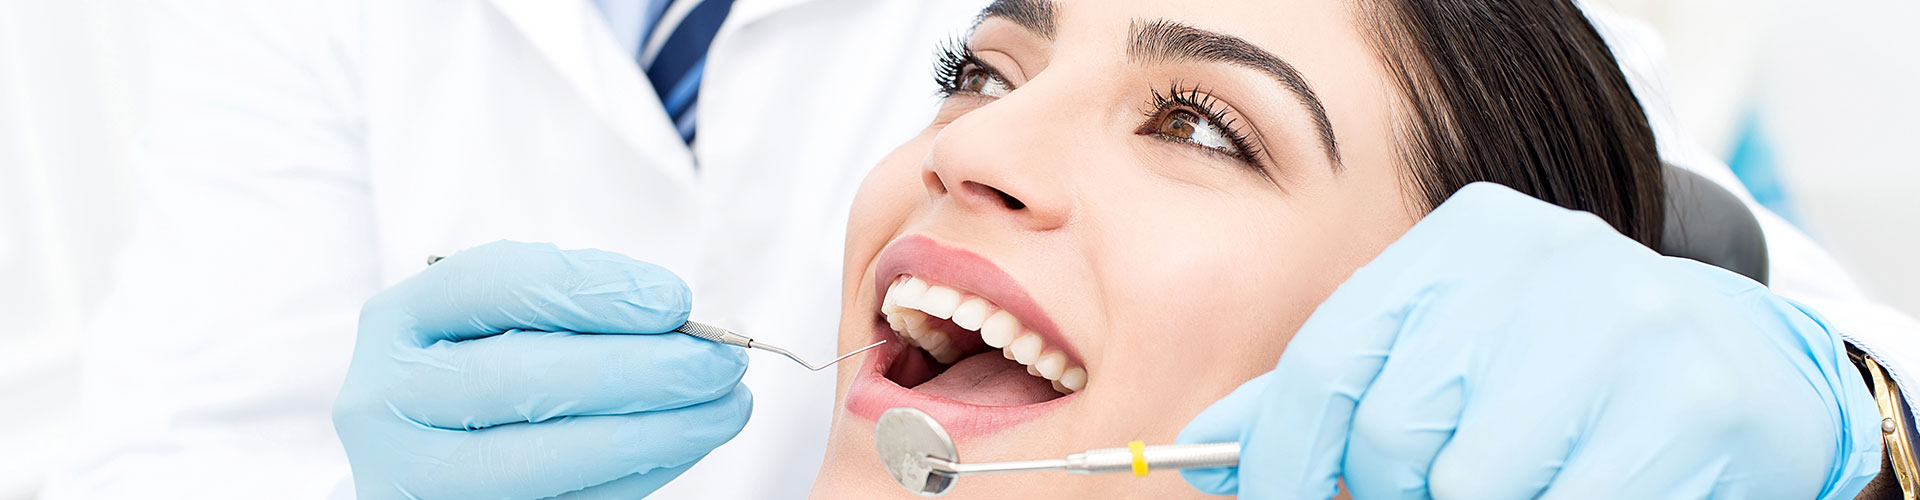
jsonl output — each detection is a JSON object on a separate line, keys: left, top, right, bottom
{"left": 882, "top": 276, "right": 1087, "bottom": 394}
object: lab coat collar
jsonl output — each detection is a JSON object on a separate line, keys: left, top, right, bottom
{"left": 484, "top": 0, "right": 697, "bottom": 185}
{"left": 481, "top": 0, "right": 832, "bottom": 182}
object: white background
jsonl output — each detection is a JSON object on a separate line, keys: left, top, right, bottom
{"left": 1, "top": 0, "right": 141, "bottom": 497}
{"left": 1, "top": 0, "right": 1914, "bottom": 497}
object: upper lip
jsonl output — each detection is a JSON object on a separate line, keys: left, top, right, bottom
{"left": 870, "top": 234, "right": 1080, "bottom": 364}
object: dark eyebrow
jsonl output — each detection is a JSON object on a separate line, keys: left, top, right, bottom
{"left": 976, "top": 0, "right": 1058, "bottom": 40}
{"left": 1129, "top": 19, "right": 1342, "bottom": 169}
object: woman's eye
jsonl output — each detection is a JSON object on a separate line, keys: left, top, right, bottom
{"left": 957, "top": 66, "right": 1011, "bottom": 98}
{"left": 1149, "top": 108, "right": 1236, "bottom": 153}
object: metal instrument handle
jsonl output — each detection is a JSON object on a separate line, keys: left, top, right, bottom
{"left": 1068, "top": 443, "right": 1240, "bottom": 475}
{"left": 931, "top": 443, "right": 1241, "bottom": 477}
{"left": 673, "top": 320, "right": 755, "bottom": 348}
{"left": 932, "top": 457, "right": 1069, "bottom": 476}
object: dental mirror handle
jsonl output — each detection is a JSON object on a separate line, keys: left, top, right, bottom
{"left": 932, "top": 442, "right": 1240, "bottom": 476}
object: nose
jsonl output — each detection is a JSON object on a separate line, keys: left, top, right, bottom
{"left": 920, "top": 100, "right": 1075, "bottom": 232}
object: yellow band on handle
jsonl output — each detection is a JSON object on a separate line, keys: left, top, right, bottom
{"left": 1128, "top": 440, "right": 1149, "bottom": 477}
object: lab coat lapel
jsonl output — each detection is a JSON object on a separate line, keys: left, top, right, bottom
{"left": 485, "top": 0, "right": 695, "bottom": 185}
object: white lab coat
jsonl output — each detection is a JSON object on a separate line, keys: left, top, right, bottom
{"left": 38, "top": 0, "right": 1919, "bottom": 499}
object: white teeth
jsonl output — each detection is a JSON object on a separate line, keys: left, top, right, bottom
{"left": 900, "top": 311, "right": 929, "bottom": 334}
{"left": 882, "top": 281, "right": 904, "bottom": 315}
{"left": 980, "top": 311, "right": 1019, "bottom": 348}
{"left": 918, "top": 286, "right": 962, "bottom": 319}
{"left": 887, "top": 278, "right": 930, "bottom": 313}
{"left": 1060, "top": 367, "right": 1086, "bottom": 392}
{"left": 894, "top": 276, "right": 933, "bottom": 311}
{"left": 887, "top": 313, "right": 906, "bottom": 332}
{"left": 1035, "top": 352, "right": 1067, "bottom": 380}
{"left": 880, "top": 276, "right": 1087, "bottom": 396}
{"left": 951, "top": 299, "right": 993, "bottom": 331}
{"left": 920, "top": 329, "right": 951, "bottom": 351}
{"left": 1008, "top": 334, "right": 1043, "bottom": 365}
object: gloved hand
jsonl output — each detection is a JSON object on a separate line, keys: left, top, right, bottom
{"left": 333, "top": 241, "right": 751, "bottom": 499}
{"left": 1178, "top": 183, "right": 1882, "bottom": 499}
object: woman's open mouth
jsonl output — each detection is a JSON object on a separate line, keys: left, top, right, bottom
{"left": 845, "top": 235, "right": 1086, "bottom": 437}
{"left": 881, "top": 274, "right": 1088, "bottom": 400}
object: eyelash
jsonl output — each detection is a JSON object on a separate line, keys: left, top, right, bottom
{"left": 933, "top": 39, "right": 999, "bottom": 98}
{"left": 1143, "top": 83, "right": 1266, "bottom": 168}
{"left": 933, "top": 43, "right": 1266, "bottom": 170}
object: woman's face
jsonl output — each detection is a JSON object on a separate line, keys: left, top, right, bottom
{"left": 814, "top": 0, "right": 1416, "bottom": 497}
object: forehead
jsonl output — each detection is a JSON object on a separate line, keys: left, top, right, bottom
{"left": 980, "top": 0, "right": 1386, "bottom": 101}
{"left": 986, "top": 0, "right": 1367, "bottom": 50}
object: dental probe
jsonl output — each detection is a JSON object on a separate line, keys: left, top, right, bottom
{"left": 425, "top": 256, "right": 883, "bottom": 371}
{"left": 673, "top": 320, "right": 885, "bottom": 371}
{"left": 876, "top": 407, "right": 1240, "bottom": 497}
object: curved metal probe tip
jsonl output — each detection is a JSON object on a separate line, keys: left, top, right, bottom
{"left": 753, "top": 340, "right": 887, "bottom": 371}
{"left": 675, "top": 320, "right": 885, "bottom": 370}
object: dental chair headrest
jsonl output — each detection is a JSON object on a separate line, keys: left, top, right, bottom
{"left": 1659, "top": 165, "right": 1770, "bottom": 285}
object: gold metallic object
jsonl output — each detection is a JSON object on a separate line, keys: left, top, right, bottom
{"left": 1859, "top": 352, "right": 1917, "bottom": 499}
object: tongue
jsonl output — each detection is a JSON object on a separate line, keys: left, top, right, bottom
{"left": 911, "top": 351, "right": 1060, "bottom": 406}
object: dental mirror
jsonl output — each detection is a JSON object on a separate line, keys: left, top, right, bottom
{"left": 875, "top": 407, "right": 1241, "bottom": 497}
{"left": 876, "top": 407, "right": 960, "bottom": 496}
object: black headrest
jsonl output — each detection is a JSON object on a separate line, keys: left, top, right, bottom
{"left": 1659, "top": 165, "right": 1770, "bottom": 285}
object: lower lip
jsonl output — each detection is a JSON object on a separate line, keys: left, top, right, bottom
{"left": 845, "top": 318, "right": 1075, "bottom": 439}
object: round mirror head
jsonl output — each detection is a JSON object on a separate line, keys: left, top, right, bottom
{"left": 875, "top": 407, "right": 959, "bottom": 497}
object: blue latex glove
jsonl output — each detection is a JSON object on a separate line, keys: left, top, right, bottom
{"left": 1179, "top": 183, "right": 1881, "bottom": 499}
{"left": 333, "top": 241, "right": 751, "bottom": 499}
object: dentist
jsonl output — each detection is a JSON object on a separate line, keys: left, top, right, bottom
{"left": 44, "top": 0, "right": 1920, "bottom": 499}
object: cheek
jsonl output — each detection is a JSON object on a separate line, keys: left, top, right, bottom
{"left": 837, "top": 131, "right": 935, "bottom": 359}
{"left": 842, "top": 131, "right": 938, "bottom": 289}
{"left": 1107, "top": 203, "right": 1317, "bottom": 356}
{"left": 1083, "top": 190, "right": 1356, "bottom": 429}
{"left": 827, "top": 131, "right": 939, "bottom": 445}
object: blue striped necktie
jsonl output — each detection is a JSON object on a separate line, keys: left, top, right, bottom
{"left": 644, "top": 0, "right": 736, "bottom": 145}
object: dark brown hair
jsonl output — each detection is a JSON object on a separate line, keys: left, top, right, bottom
{"left": 1361, "top": 0, "right": 1666, "bottom": 248}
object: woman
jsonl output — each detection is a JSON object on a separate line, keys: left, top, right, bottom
{"left": 330, "top": 0, "right": 1878, "bottom": 497}
{"left": 807, "top": 0, "right": 1818, "bottom": 497}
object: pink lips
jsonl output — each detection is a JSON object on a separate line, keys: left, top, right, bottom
{"left": 845, "top": 235, "right": 1080, "bottom": 438}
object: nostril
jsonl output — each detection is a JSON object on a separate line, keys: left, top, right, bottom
{"left": 962, "top": 181, "right": 1026, "bottom": 211}
{"left": 997, "top": 190, "right": 1026, "bottom": 210}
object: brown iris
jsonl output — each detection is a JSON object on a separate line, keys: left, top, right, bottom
{"left": 958, "top": 68, "right": 994, "bottom": 93}
{"left": 1154, "top": 109, "right": 1202, "bottom": 140}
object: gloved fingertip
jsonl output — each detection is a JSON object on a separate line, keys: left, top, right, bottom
{"left": 1178, "top": 371, "right": 1275, "bottom": 445}
{"left": 1180, "top": 467, "right": 1239, "bottom": 495}
{"left": 723, "top": 382, "right": 753, "bottom": 417}
{"left": 685, "top": 385, "right": 755, "bottom": 447}
{"left": 603, "top": 388, "right": 752, "bottom": 470}
{"left": 688, "top": 338, "right": 750, "bottom": 377}
{"left": 607, "top": 264, "right": 693, "bottom": 332}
